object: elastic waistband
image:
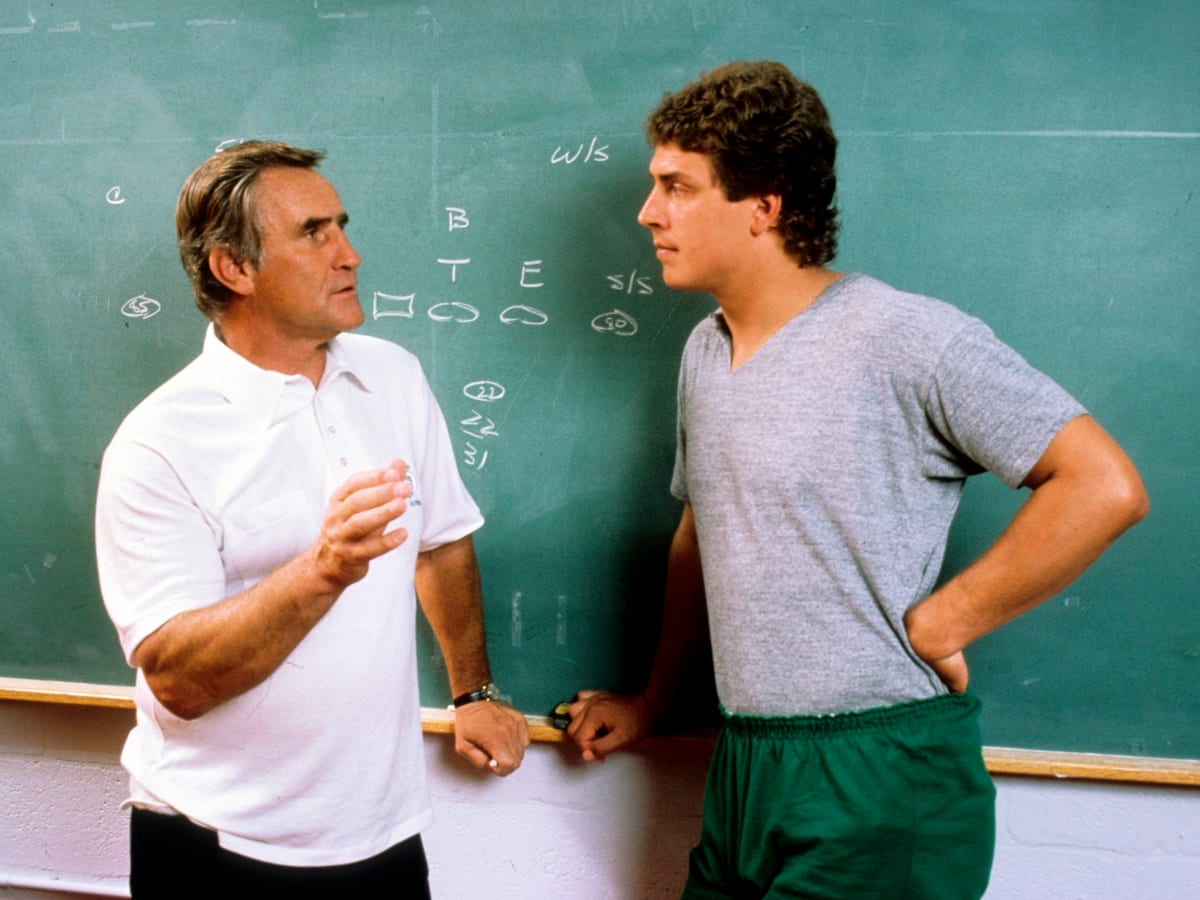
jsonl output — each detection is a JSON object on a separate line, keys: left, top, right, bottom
{"left": 721, "top": 692, "right": 979, "bottom": 739}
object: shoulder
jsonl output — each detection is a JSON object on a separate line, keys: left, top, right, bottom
{"left": 98, "top": 356, "right": 222, "bottom": 503}
{"left": 835, "top": 274, "right": 983, "bottom": 340}
{"left": 107, "top": 356, "right": 213, "bottom": 449}
{"left": 814, "top": 275, "right": 1000, "bottom": 377}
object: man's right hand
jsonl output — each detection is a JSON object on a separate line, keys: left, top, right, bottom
{"left": 309, "top": 458, "right": 412, "bottom": 590}
{"left": 566, "top": 690, "right": 655, "bottom": 762}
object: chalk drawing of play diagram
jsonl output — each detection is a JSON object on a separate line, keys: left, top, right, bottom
{"left": 121, "top": 294, "right": 161, "bottom": 320}
{"left": 374, "top": 291, "right": 549, "bottom": 327}
{"left": 590, "top": 308, "right": 638, "bottom": 337}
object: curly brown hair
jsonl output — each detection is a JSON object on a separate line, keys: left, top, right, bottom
{"left": 175, "top": 141, "right": 325, "bottom": 321}
{"left": 645, "top": 61, "right": 839, "bottom": 268}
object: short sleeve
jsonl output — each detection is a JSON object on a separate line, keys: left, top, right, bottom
{"left": 95, "top": 439, "right": 227, "bottom": 663}
{"left": 925, "top": 322, "right": 1087, "bottom": 488}
{"left": 408, "top": 369, "right": 485, "bottom": 551}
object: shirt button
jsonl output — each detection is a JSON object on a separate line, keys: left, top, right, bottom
{"left": 328, "top": 425, "right": 336, "bottom": 434}
{"left": 339, "top": 457, "right": 348, "bottom": 466}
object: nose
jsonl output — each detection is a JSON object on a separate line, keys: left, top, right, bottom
{"left": 637, "top": 186, "right": 662, "bottom": 229}
{"left": 335, "top": 228, "right": 361, "bottom": 270}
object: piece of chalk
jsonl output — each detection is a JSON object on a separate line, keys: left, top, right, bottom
{"left": 488, "top": 758, "right": 498, "bottom": 768}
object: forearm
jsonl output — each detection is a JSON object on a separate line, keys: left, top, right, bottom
{"left": 911, "top": 485, "right": 1130, "bottom": 659}
{"left": 640, "top": 503, "right": 708, "bottom": 722}
{"left": 132, "top": 460, "right": 412, "bottom": 719}
{"left": 133, "top": 550, "right": 343, "bottom": 719}
{"left": 415, "top": 535, "right": 492, "bottom": 696}
{"left": 565, "top": 504, "right": 707, "bottom": 760}
{"left": 416, "top": 535, "right": 529, "bottom": 773}
{"left": 908, "top": 416, "right": 1148, "bottom": 661}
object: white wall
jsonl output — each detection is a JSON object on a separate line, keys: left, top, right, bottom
{"left": 1, "top": 701, "right": 1197, "bottom": 899}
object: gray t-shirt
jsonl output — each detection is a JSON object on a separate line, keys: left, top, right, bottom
{"left": 672, "top": 273, "right": 1085, "bottom": 716}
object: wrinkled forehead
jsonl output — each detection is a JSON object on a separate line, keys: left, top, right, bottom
{"left": 253, "top": 167, "right": 345, "bottom": 229}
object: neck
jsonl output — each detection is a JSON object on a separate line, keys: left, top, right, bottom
{"left": 717, "top": 265, "right": 842, "bottom": 370}
{"left": 215, "top": 316, "right": 330, "bottom": 387}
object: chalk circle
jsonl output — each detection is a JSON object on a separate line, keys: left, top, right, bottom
{"left": 121, "top": 294, "right": 161, "bottom": 319}
{"left": 499, "top": 305, "right": 549, "bottom": 326}
{"left": 591, "top": 309, "right": 638, "bottom": 337}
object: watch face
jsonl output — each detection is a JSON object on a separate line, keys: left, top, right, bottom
{"left": 484, "top": 682, "right": 500, "bottom": 701}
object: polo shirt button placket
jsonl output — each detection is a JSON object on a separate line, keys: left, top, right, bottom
{"left": 326, "top": 424, "right": 349, "bottom": 467}
{"left": 315, "top": 403, "right": 350, "bottom": 469}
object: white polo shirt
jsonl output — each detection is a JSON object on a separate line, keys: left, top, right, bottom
{"left": 95, "top": 326, "right": 483, "bottom": 866}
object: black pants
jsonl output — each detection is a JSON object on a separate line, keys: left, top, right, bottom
{"left": 130, "top": 808, "right": 431, "bottom": 898}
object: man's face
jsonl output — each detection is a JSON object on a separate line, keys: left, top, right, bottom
{"left": 244, "top": 166, "right": 363, "bottom": 345}
{"left": 636, "top": 143, "right": 762, "bottom": 297}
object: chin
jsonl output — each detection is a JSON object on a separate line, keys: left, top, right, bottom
{"left": 658, "top": 268, "right": 681, "bottom": 289}
{"left": 662, "top": 274, "right": 701, "bottom": 293}
{"left": 339, "top": 301, "right": 366, "bottom": 331}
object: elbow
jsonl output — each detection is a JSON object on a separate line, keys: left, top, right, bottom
{"left": 165, "top": 704, "right": 208, "bottom": 722}
{"left": 142, "top": 668, "right": 220, "bottom": 721}
{"left": 133, "top": 628, "right": 222, "bottom": 720}
{"left": 148, "top": 682, "right": 210, "bottom": 721}
{"left": 164, "top": 697, "right": 214, "bottom": 722}
{"left": 1122, "top": 480, "right": 1150, "bottom": 530}
{"left": 1106, "top": 466, "right": 1150, "bottom": 536}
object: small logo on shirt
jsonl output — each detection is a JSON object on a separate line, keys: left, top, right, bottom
{"left": 404, "top": 467, "right": 422, "bottom": 506}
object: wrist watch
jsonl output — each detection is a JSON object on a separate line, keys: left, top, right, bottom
{"left": 453, "top": 681, "right": 500, "bottom": 708}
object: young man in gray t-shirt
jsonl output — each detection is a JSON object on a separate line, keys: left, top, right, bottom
{"left": 567, "top": 61, "right": 1148, "bottom": 899}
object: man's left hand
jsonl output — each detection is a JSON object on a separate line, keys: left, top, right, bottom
{"left": 453, "top": 701, "right": 530, "bottom": 776}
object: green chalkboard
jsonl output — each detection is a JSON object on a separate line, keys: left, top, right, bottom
{"left": 1, "top": 1, "right": 1196, "bottom": 760}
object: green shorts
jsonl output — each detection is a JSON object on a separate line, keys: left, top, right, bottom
{"left": 683, "top": 693, "right": 995, "bottom": 900}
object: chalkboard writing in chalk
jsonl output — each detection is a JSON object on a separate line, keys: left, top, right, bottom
{"left": 0, "top": 1, "right": 1196, "bottom": 761}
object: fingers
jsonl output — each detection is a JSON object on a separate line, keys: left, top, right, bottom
{"left": 573, "top": 715, "right": 629, "bottom": 762}
{"left": 565, "top": 691, "right": 643, "bottom": 762}
{"left": 454, "top": 702, "right": 530, "bottom": 777}
{"left": 333, "top": 460, "right": 410, "bottom": 537}
{"left": 332, "top": 458, "right": 406, "bottom": 500}
{"left": 565, "top": 689, "right": 605, "bottom": 729}
{"left": 569, "top": 689, "right": 600, "bottom": 707}
{"left": 932, "top": 651, "right": 970, "bottom": 693}
{"left": 903, "top": 601, "right": 970, "bottom": 693}
{"left": 312, "top": 460, "right": 413, "bottom": 586}
{"left": 580, "top": 732, "right": 628, "bottom": 763}
{"left": 456, "top": 740, "right": 498, "bottom": 771}
{"left": 481, "top": 754, "right": 521, "bottom": 777}
{"left": 455, "top": 737, "right": 520, "bottom": 776}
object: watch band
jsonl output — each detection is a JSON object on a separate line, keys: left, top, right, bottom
{"left": 452, "top": 682, "right": 499, "bottom": 708}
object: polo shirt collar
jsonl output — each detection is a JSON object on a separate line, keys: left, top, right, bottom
{"left": 202, "top": 324, "right": 373, "bottom": 428}
{"left": 321, "top": 332, "right": 375, "bottom": 394}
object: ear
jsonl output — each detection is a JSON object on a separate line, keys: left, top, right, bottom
{"left": 750, "top": 193, "right": 784, "bottom": 237}
{"left": 208, "top": 246, "right": 255, "bottom": 296}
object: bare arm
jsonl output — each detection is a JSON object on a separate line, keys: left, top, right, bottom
{"left": 906, "top": 415, "right": 1149, "bottom": 690}
{"left": 133, "top": 460, "right": 412, "bottom": 720}
{"left": 568, "top": 502, "right": 708, "bottom": 761}
{"left": 416, "top": 534, "right": 529, "bottom": 775}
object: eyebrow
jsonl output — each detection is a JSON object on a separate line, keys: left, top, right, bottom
{"left": 298, "top": 211, "right": 350, "bottom": 233}
{"left": 650, "top": 162, "right": 704, "bottom": 183}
